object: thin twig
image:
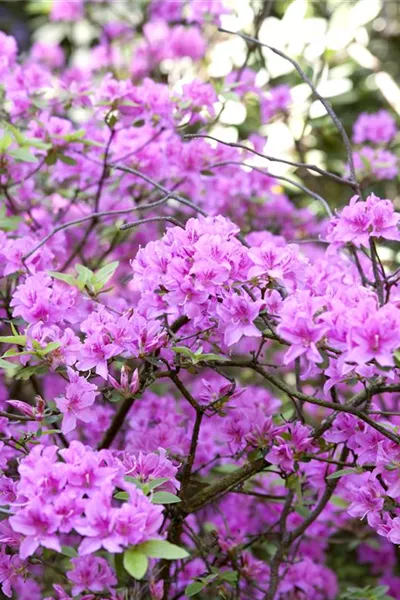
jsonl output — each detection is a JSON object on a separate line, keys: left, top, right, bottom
{"left": 217, "top": 29, "right": 361, "bottom": 196}
{"left": 207, "top": 160, "right": 333, "bottom": 217}
{"left": 22, "top": 194, "right": 173, "bottom": 261}
{"left": 183, "top": 133, "right": 354, "bottom": 188}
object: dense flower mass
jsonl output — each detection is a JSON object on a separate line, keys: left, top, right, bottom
{"left": 0, "top": 1, "right": 400, "bottom": 599}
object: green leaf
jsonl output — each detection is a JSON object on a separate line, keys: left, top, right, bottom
{"left": 0, "top": 133, "right": 13, "bottom": 152}
{"left": 0, "top": 335, "right": 26, "bottom": 346}
{"left": 0, "top": 205, "right": 21, "bottom": 231}
{"left": 76, "top": 264, "right": 94, "bottom": 288}
{"left": 220, "top": 570, "right": 238, "bottom": 583}
{"left": 172, "top": 346, "right": 194, "bottom": 357}
{"left": 114, "top": 552, "right": 125, "bottom": 582}
{"left": 1, "top": 349, "right": 31, "bottom": 359}
{"left": 326, "top": 468, "right": 360, "bottom": 480}
{"left": 152, "top": 491, "right": 181, "bottom": 504}
{"left": 0, "top": 358, "right": 18, "bottom": 374}
{"left": 45, "top": 415, "right": 62, "bottom": 424}
{"left": 41, "top": 341, "right": 61, "bottom": 355}
{"left": 114, "top": 491, "right": 129, "bottom": 501}
{"left": 9, "top": 148, "right": 38, "bottom": 163}
{"left": 185, "top": 581, "right": 206, "bottom": 596}
{"left": 23, "top": 137, "right": 51, "bottom": 150}
{"left": 63, "top": 129, "right": 86, "bottom": 142}
{"left": 60, "top": 545, "right": 78, "bottom": 558}
{"left": 25, "top": 0, "right": 52, "bottom": 13}
{"left": 172, "top": 346, "right": 228, "bottom": 365}
{"left": 123, "top": 548, "right": 149, "bottom": 580}
{"left": 57, "top": 154, "right": 77, "bottom": 166}
{"left": 93, "top": 261, "right": 119, "bottom": 292}
{"left": 330, "top": 495, "right": 349, "bottom": 508}
{"left": 146, "top": 478, "right": 170, "bottom": 491}
{"left": 138, "top": 540, "right": 189, "bottom": 560}
{"left": 45, "top": 151, "right": 58, "bottom": 166}
{"left": 198, "top": 353, "right": 229, "bottom": 363}
{"left": 124, "top": 476, "right": 143, "bottom": 489}
{"left": 48, "top": 271, "right": 80, "bottom": 289}
{"left": 15, "top": 363, "right": 48, "bottom": 380}
{"left": 294, "top": 503, "right": 311, "bottom": 518}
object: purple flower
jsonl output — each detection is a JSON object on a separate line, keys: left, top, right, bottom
{"left": 76, "top": 494, "right": 120, "bottom": 555}
{"left": 347, "top": 304, "right": 400, "bottom": 367}
{"left": 217, "top": 294, "right": 263, "bottom": 346}
{"left": 67, "top": 556, "right": 117, "bottom": 596}
{"left": 9, "top": 499, "right": 62, "bottom": 559}
{"left": 51, "top": 0, "right": 84, "bottom": 21}
{"left": 76, "top": 333, "right": 120, "bottom": 379}
{"left": 108, "top": 366, "right": 140, "bottom": 396}
{"left": 0, "top": 551, "right": 25, "bottom": 598}
{"left": 55, "top": 369, "right": 98, "bottom": 434}
{"left": 326, "top": 193, "right": 400, "bottom": 246}
{"left": 347, "top": 478, "right": 384, "bottom": 525}
{"left": 267, "top": 439, "right": 295, "bottom": 472}
{"left": 353, "top": 110, "right": 397, "bottom": 144}
{"left": 353, "top": 146, "right": 398, "bottom": 181}
{"left": 120, "top": 448, "right": 180, "bottom": 493}
{"left": 261, "top": 85, "right": 291, "bottom": 122}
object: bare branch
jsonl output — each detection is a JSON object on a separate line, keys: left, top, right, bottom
{"left": 207, "top": 160, "right": 333, "bottom": 217}
{"left": 218, "top": 28, "right": 361, "bottom": 195}
{"left": 183, "top": 133, "right": 354, "bottom": 188}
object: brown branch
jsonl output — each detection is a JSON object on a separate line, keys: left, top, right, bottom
{"left": 181, "top": 456, "right": 268, "bottom": 514}
{"left": 263, "top": 447, "right": 349, "bottom": 600}
{"left": 120, "top": 215, "right": 184, "bottom": 231}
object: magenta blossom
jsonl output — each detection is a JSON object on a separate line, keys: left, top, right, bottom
{"left": 55, "top": 369, "right": 98, "bottom": 434}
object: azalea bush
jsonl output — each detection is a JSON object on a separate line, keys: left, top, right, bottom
{"left": 0, "top": 1, "right": 400, "bottom": 599}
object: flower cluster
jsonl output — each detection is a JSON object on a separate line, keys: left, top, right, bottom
{"left": 7, "top": 442, "right": 164, "bottom": 560}
{"left": 351, "top": 110, "right": 398, "bottom": 181}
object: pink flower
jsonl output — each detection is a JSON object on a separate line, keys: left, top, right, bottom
{"left": 386, "top": 517, "right": 400, "bottom": 544}
{"left": 0, "top": 551, "right": 25, "bottom": 598}
{"left": 261, "top": 84, "right": 291, "bottom": 122}
{"left": 267, "top": 439, "right": 295, "bottom": 472}
{"left": 217, "top": 294, "right": 263, "bottom": 346}
{"left": 51, "top": 0, "right": 84, "bottom": 21}
{"left": 120, "top": 448, "right": 180, "bottom": 493}
{"left": 353, "top": 147, "right": 398, "bottom": 181}
{"left": 76, "top": 494, "right": 120, "bottom": 555}
{"left": 30, "top": 42, "right": 65, "bottom": 68}
{"left": 76, "top": 333, "right": 120, "bottom": 379}
{"left": 326, "top": 194, "right": 400, "bottom": 247}
{"left": 347, "top": 305, "right": 400, "bottom": 367}
{"left": 55, "top": 369, "right": 98, "bottom": 434}
{"left": 10, "top": 273, "right": 77, "bottom": 325}
{"left": 108, "top": 366, "right": 140, "bottom": 396}
{"left": 347, "top": 478, "right": 384, "bottom": 526}
{"left": 9, "top": 499, "right": 62, "bottom": 559}
{"left": 353, "top": 110, "right": 397, "bottom": 144}
{"left": 278, "top": 313, "right": 326, "bottom": 365}
{"left": 67, "top": 556, "right": 117, "bottom": 596}
{"left": 0, "top": 33, "right": 17, "bottom": 77}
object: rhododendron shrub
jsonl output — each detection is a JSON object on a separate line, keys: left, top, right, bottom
{"left": 0, "top": 1, "right": 400, "bottom": 599}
